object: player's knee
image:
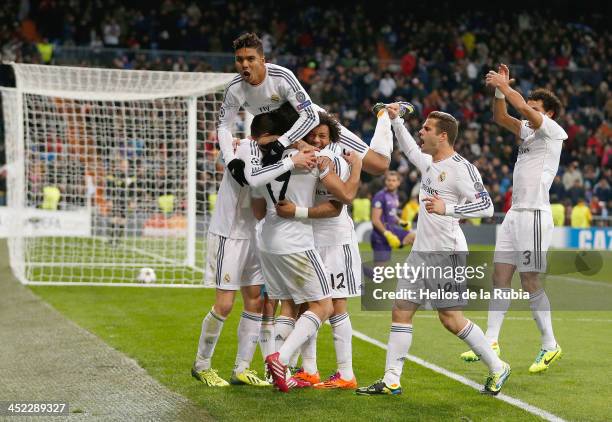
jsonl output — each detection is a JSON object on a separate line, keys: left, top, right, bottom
{"left": 243, "top": 293, "right": 264, "bottom": 313}
{"left": 519, "top": 273, "right": 541, "bottom": 293}
{"left": 213, "top": 301, "right": 234, "bottom": 318}
{"left": 437, "top": 312, "right": 462, "bottom": 334}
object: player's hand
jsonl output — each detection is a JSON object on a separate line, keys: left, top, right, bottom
{"left": 498, "top": 63, "right": 516, "bottom": 86}
{"left": 386, "top": 103, "right": 401, "bottom": 119}
{"left": 422, "top": 194, "right": 446, "bottom": 215}
{"left": 227, "top": 158, "right": 248, "bottom": 186}
{"left": 291, "top": 150, "right": 317, "bottom": 170}
{"left": 275, "top": 200, "right": 296, "bottom": 219}
{"left": 294, "top": 139, "right": 319, "bottom": 153}
{"left": 343, "top": 151, "right": 362, "bottom": 170}
{"left": 232, "top": 137, "right": 241, "bottom": 152}
{"left": 486, "top": 70, "right": 510, "bottom": 89}
{"left": 383, "top": 230, "right": 401, "bottom": 249}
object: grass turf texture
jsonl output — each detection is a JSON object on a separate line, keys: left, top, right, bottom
{"left": 27, "top": 243, "right": 612, "bottom": 421}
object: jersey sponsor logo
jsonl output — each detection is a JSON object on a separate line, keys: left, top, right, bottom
{"left": 259, "top": 105, "right": 272, "bottom": 113}
{"left": 438, "top": 171, "right": 446, "bottom": 182}
{"left": 475, "top": 191, "right": 489, "bottom": 199}
{"left": 422, "top": 184, "right": 439, "bottom": 196}
{"left": 474, "top": 181, "right": 485, "bottom": 192}
{"left": 271, "top": 94, "right": 280, "bottom": 102}
{"left": 296, "top": 100, "right": 312, "bottom": 111}
{"left": 518, "top": 146, "right": 530, "bottom": 155}
{"left": 296, "top": 91, "right": 306, "bottom": 102}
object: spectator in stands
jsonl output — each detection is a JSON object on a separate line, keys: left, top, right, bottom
{"left": 562, "top": 161, "right": 583, "bottom": 191}
{"left": 550, "top": 194, "right": 566, "bottom": 227}
{"left": 571, "top": 199, "right": 592, "bottom": 228}
{"left": 568, "top": 179, "right": 587, "bottom": 205}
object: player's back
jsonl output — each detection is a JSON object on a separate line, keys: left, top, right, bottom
{"left": 209, "top": 165, "right": 255, "bottom": 240}
{"left": 258, "top": 148, "right": 318, "bottom": 254}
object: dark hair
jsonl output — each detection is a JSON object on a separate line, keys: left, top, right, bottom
{"left": 316, "top": 111, "right": 341, "bottom": 143}
{"left": 527, "top": 88, "right": 563, "bottom": 119}
{"left": 232, "top": 33, "right": 264, "bottom": 56}
{"left": 250, "top": 105, "right": 295, "bottom": 138}
{"left": 427, "top": 111, "right": 458, "bottom": 144}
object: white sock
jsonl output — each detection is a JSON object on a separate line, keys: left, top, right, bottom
{"left": 278, "top": 311, "right": 320, "bottom": 365}
{"left": 529, "top": 289, "right": 557, "bottom": 350}
{"left": 458, "top": 320, "right": 504, "bottom": 373}
{"left": 330, "top": 312, "right": 354, "bottom": 380}
{"left": 234, "top": 311, "right": 262, "bottom": 374}
{"left": 258, "top": 315, "right": 275, "bottom": 359}
{"left": 274, "top": 316, "right": 295, "bottom": 356}
{"left": 485, "top": 288, "right": 512, "bottom": 343}
{"left": 195, "top": 309, "right": 225, "bottom": 371}
{"left": 383, "top": 323, "right": 412, "bottom": 386}
{"left": 301, "top": 330, "right": 318, "bottom": 374}
{"left": 289, "top": 350, "right": 300, "bottom": 368}
{"left": 369, "top": 110, "right": 393, "bottom": 159}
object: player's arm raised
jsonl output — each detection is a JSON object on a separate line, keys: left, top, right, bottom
{"left": 387, "top": 104, "right": 431, "bottom": 174}
{"left": 318, "top": 152, "right": 362, "bottom": 205}
{"left": 487, "top": 63, "right": 543, "bottom": 131}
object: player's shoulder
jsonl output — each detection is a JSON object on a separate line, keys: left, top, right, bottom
{"left": 236, "top": 138, "right": 259, "bottom": 157}
{"left": 224, "top": 74, "right": 243, "bottom": 92}
{"left": 540, "top": 115, "right": 568, "bottom": 140}
{"left": 450, "top": 153, "right": 481, "bottom": 180}
{"left": 266, "top": 62, "right": 297, "bottom": 76}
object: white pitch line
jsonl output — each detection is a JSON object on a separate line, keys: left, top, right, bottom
{"left": 351, "top": 329, "right": 566, "bottom": 422}
{"left": 359, "top": 314, "right": 612, "bottom": 323}
{"left": 547, "top": 275, "right": 612, "bottom": 288}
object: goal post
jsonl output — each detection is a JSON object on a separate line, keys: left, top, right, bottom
{"left": 1, "top": 63, "right": 242, "bottom": 286}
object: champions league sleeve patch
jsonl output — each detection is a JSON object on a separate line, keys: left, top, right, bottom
{"left": 296, "top": 100, "right": 312, "bottom": 111}
{"left": 296, "top": 91, "right": 306, "bottom": 102}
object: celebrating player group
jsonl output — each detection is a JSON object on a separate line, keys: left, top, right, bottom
{"left": 191, "top": 33, "right": 567, "bottom": 396}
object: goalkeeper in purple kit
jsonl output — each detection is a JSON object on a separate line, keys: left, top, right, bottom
{"left": 370, "top": 171, "right": 415, "bottom": 266}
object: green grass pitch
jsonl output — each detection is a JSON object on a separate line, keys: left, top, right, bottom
{"left": 27, "top": 242, "right": 612, "bottom": 421}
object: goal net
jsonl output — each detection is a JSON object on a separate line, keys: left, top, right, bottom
{"left": 2, "top": 63, "right": 242, "bottom": 286}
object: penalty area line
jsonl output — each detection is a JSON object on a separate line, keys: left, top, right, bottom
{"left": 351, "top": 328, "right": 566, "bottom": 422}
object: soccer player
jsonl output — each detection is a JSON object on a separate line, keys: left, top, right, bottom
{"left": 191, "top": 110, "right": 317, "bottom": 387}
{"left": 250, "top": 111, "right": 362, "bottom": 392}
{"left": 105, "top": 157, "right": 136, "bottom": 246}
{"left": 275, "top": 112, "right": 363, "bottom": 389}
{"left": 370, "top": 171, "right": 416, "bottom": 267}
{"left": 459, "top": 64, "right": 566, "bottom": 372}
{"left": 217, "top": 32, "right": 393, "bottom": 181}
{"left": 357, "top": 104, "right": 511, "bottom": 396}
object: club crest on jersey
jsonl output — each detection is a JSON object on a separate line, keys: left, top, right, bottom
{"left": 474, "top": 181, "right": 485, "bottom": 192}
{"left": 438, "top": 171, "right": 446, "bottom": 182}
{"left": 270, "top": 94, "right": 280, "bottom": 102}
{"left": 223, "top": 273, "right": 231, "bottom": 283}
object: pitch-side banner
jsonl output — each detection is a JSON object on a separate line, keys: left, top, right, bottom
{"left": 0, "top": 207, "right": 91, "bottom": 238}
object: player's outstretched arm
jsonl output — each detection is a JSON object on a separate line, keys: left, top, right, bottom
{"left": 319, "top": 153, "right": 362, "bottom": 204}
{"left": 242, "top": 143, "right": 316, "bottom": 187}
{"left": 487, "top": 64, "right": 543, "bottom": 130}
{"left": 275, "top": 199, "right": 342, "bottom": 219}
{"left": 388, "top": 105, "right": 431, "bottom": 174}
{"left": 489, "top": 64, "right": 522, "bottom": 136}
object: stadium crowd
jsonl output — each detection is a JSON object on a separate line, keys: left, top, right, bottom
{"left": 0, "top": 1, "right": 610, "bottom": 226}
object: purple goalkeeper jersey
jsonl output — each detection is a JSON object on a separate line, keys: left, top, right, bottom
{"left": 372, "top": 189, "right": 401, "bottom": 235}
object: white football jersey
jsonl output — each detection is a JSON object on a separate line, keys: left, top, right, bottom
{"left": 512, "top": 116, "right": 567, "bottom": 210}
{"left": 208, "top": 139, "right": 295, "bottom": 239}
{"left": 391, "top": 118, "right": 494, "bottom": 252}
{"left": 217, "top": 63, "right": 318, "bottom": 162}
{"left": 257, "top": 148, "right": 337, "bottom": 254}
{"left": 313, "top": 144, "right": 355, "bottom": 247}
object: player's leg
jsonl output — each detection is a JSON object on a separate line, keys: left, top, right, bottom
{"left": 519, "top": 209, "right": 561, "bottom": 372}
{"left": 460, "top": 262, "right": 513, "bottom": 362}
{"left": 266, "top": 250, "right": 332, "bottom": 392}
{"left": 258, "top": 291, "right": 276, "bottom": 364}
{"left": 338, "top": 123, "right": 389, "bottom": 176}
{"left": 462, "top": 212, "right": 517, "bottom": 361}
{"left": 521, "top": 272, "right": 562, "bottom": 373}
{"left": 230, "top": 284, "right": 269, "bottom": 386}
{"left": 439, "top": 308, "right": 511, "bottom": 395}
{"left": 192, "top": 288, "right": 236, "bottom": 387}
{"left": 356, "top": 299, "right": 417, "bottom": 395}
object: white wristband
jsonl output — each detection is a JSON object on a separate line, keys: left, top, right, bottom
{"left": 495, "top": 88, "right": 505, "bottom": 99}
{"left": 294, "top": 207, "right": 309, "bottom": 219}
